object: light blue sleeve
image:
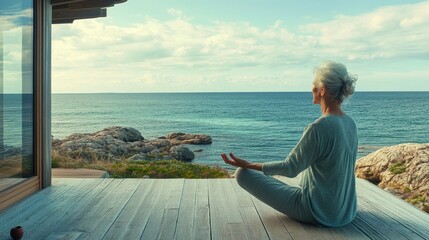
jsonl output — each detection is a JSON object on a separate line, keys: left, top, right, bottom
{"left": 262, "top": 124, "right": 319, "bottom": 177}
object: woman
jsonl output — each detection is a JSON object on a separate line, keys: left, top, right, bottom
{"left": 221, "top": 61, "right": 358, "bottom": 227}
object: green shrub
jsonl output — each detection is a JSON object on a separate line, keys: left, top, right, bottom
{"left": 389, "top": 162, "right": 406, "bottom": 175}
{"left": 51, "top": 158, "right": 59, "bottom": 168}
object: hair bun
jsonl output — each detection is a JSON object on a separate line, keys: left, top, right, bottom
{"left": 313, "top": 61, "right": 357, "bottom": 103}
{"left": 342, "top": 74, "right": 357, "bottom": 98}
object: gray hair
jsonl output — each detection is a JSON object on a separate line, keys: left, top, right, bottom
{"left": 313, "top": 61, "right": 357, "bottom": 103}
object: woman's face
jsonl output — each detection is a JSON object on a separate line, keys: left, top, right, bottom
{"left": 312, "top": 83, "right": 322, "bottom": 104}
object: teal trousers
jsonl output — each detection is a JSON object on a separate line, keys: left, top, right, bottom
{"left": 235, "top": 167, "right": 317, "bottom": 224}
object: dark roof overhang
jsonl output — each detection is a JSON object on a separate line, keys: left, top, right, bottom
{"left": 52, "top": 0, "right": 127, "bottom": 24}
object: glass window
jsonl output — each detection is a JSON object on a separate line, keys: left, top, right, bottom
{"left": 0, "top": 0, "right": 34, "bottom": 192}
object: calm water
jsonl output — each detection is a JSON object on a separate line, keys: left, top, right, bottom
{"left": 50, "top": 92, "right": 428, "bottom": 169}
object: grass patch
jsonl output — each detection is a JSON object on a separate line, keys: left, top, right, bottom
{"left": 52, "top": 150, "right": 230, "bottom": 178}
{"left": 409, "top": 195, "right": 425, "bottom": 205}
{"left": 110, "top": 160, "right": 229, "bottom": 178}
{"left": 389, "top": 162, "right": 406, "bottom": 175}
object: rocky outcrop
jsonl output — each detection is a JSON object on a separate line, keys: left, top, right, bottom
{"left": 166, "top": 132, "right": 212, "bottom": 145}
{"left": 52, "top": 126, "right": 212, "bottom": 162}
{"left": 0, "top": 145, "right": 21, "bottom": 159}
{"left": 356, "top": 143, "right": 429, "bottom": 212}
{"left": 169, "top": 146, "right": 195, "bottom": 162}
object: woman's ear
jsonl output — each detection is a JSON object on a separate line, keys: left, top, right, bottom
{"left": 320, "top": 86, "right": 326, "bottom": 97}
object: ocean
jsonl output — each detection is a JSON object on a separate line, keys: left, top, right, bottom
{"left": 50, "top": 92, "right": 429, "bottom": 170}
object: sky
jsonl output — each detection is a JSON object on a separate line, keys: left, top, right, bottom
{"left": 51, "top": 0, "right": 429, "bottom": 93}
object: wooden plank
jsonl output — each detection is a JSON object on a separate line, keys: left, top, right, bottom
{"left": 356, "top": 179, "right": 429, "bottom": 238}
{"left": 278, "top": 175, "right": 416, "bottom": 239}
{"left": 357, "top": 179, "right": 429, "bottom": 222}
{"left": 43, "top": 178, "right": 113, "bottom": 235}
{"left": 157, "top": 178, "right": 184, "bottom": 239}
{"left": 22, "top": 178, "right": 106, "bottom": 239}
{"left": 52, "top": 168, "right": 109, "bottom": 178}
{"left": 209, "top": 179, "right": 249, "bottom": 240}
{"left": 230, "top": 179, "right": 269, "bottom": 240}
{"left": 352, "top": 208, "right": 408, "bottom": 240}
{"left": 193, "top": 179, "right": 210, "bottom": 240}
{"left": 44, "top": 231, "right": 87, "bottom": 240}
{"left": 251, "top": 194, "right": 293, "bottom": 240}
{"left": 3, "top": 179, "right": 84, "bottom": 238}
{"left": 239, "top": 207, "right": 271, "bottom": 240}
{"left": 277, "top": 213, "right": 342, "bottom": 240}
{"left": 140, "top": 179, "right": 184, "bottom": 240}
{"left": 23, "top": 178, "right": 113, "bottom": 239}
{"left": 165, "top": 178, "right": 184, "bottom": 209}
{"left": 230, "top": 178, "right": 254, "bottom": 208}
{"left": 174, "top": 179, "right": 197, "bottom": 239}
{"left": 76, "top": 179, "right": 142, "bottom": 239}
{"left": 2, "top": 178, "right": 429, "bottom": 240}
{"left": 209, "top": 179, "right": 233, "bottom": 239}
{"left": 352, "top": 213, "right": 390, "bottom": 240}
{"left": 0, "top": 178, "right": 82, "bottom": 227}
{"left": 105, "top": 179, "right": 166, "bottom": 240}
{"left": 174, "top": 179, "right": 211, "bottom": 240}
{"left": 157, "top": 208, "right": 180, "bottom": 240}
{"left": 101, "top": 179, "right": 155, "bottom": 240}
{"left": 357, "top": 195, "right": 425, "bottom": 239}
{"left": 327, "top": 223, "right": 371, "bottom": 240}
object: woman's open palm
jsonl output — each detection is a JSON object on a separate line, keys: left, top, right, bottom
{"left": 221, "top": 153, "right": 251, "bottom": 168}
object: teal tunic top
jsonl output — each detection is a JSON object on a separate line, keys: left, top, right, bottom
{"left": 262, "top": 115, "right": 358, "bottom": 227}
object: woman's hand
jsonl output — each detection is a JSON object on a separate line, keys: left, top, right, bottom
{"left": 221, "top": 153, "right": 251, "bottom": 168}
{"left": 221, "top": 153, "right": 263, "bottom": 171}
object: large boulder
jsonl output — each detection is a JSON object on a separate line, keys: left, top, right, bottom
{"left": 166, "top": 133, "right": 212, "bottom": 145}
{"left": 94, "top": 126, "right": 144, "bottom": 142}
{"left": 53, "top": 127, "right": 147, "bottom": 161}
{"left": 169, "top": 145, "right": 195, "bottom": 162}
{"left": 356, "top": 143, "right": 429, "bottom": 212}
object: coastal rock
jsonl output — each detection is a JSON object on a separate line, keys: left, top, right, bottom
{"left": 356, "top": 143, "right": 429, "bottom": 212}
{"left": 52, "top": 126, "right": 209, "bottom": 162}
{"left": 0, "top": 145, "right": 21, "bottom": 159}
{"left": 167, "top": 133, "right": 212, "bottom": 145}
{"left": 94, "top": 126, "right": 144, "bottom": 142}
{"left": 128, "top": 153, "right": 149, "bottom": 161}
{"left": 169, "top": 145, "right": 195, "bottom": 162}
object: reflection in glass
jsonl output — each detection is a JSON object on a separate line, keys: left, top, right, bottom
{"left": 0, "top": 1, "right": 34, "bottom": 192}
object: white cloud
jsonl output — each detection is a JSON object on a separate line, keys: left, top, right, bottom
{"left": 52, "top": 1, "right": 429, "bottom": 92}
{"left": 301, "top": 1, "right": 429, "bottom": 60}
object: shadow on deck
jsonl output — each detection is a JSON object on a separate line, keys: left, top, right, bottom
{"left": 0, "top": 177, "right": 428, "bottom": 240}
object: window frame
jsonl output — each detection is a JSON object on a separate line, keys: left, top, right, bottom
{"left": 0, "top": 0, "right": 51, "bottom": 211}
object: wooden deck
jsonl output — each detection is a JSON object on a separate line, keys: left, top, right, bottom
{"left": 52, "top": 168, "right": 109, "bottom": 178}
{"left": 0, "top": 177, "right": 428, "bottom": 240}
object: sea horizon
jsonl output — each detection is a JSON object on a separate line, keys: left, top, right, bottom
{"left": 46, "top": 92, "right": 429, "bottom": 170}
{"left": 49, "top": 90, "right": 429, "bottom": 94}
